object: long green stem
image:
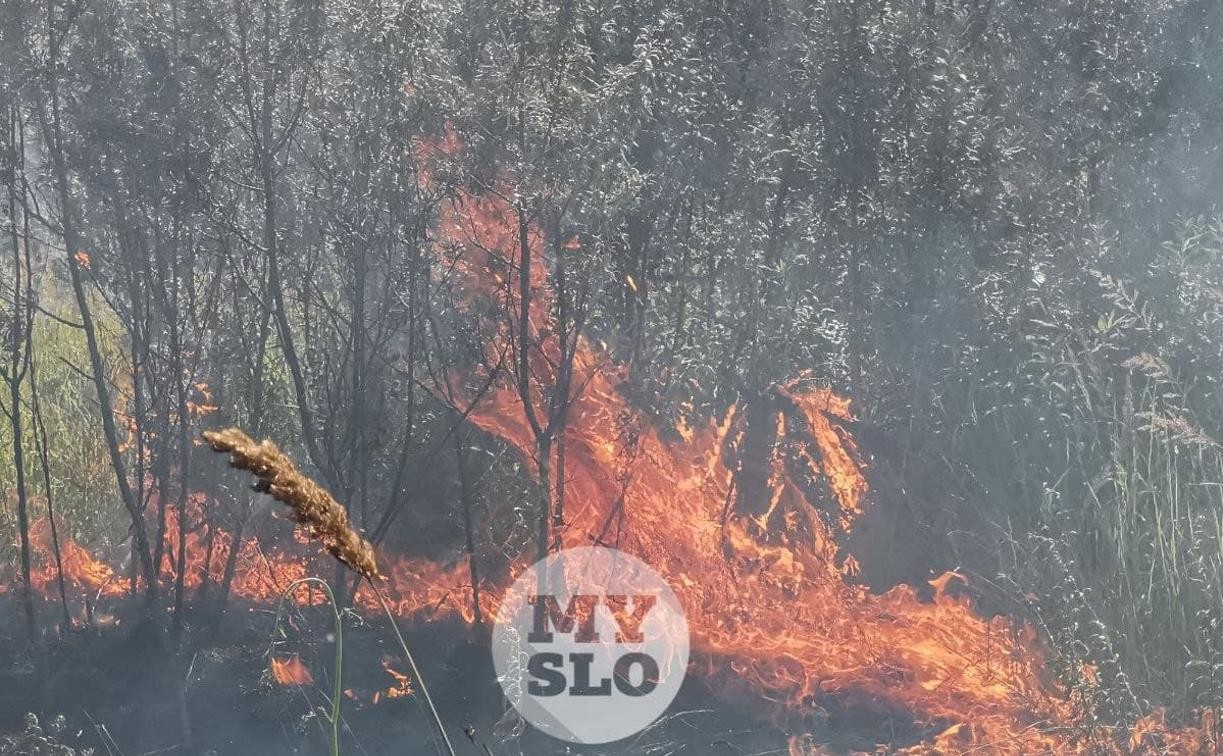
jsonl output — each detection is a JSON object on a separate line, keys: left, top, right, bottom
{"left": 369, "top": 581, "right": 457, "bottom": 756}
{"left": 269, "top": 577, "right": 343, "bottom": 756}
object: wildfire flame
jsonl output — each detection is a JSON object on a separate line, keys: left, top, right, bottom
{"left": 28, "top": 518, "right": 125, "bottom": 602}
{"left": 379, "top": 656, "right": 414, "bottom": 700}
{"left": 6, "top": 131, "right": 1217, "bottom": 753}
{"left": 416, "top": 134, "right": 1218, "bottom": 752}
{"left": 270, "top": 654, "right": 313, "bottom": 686}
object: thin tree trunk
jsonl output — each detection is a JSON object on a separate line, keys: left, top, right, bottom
{"left": 848, "top": 237, "right": 864, "bottom": 396}
{"left": 452, "top": 418, "right": 482, "bottom": 627}
{"left": 369, "top": 250, "right": 420, "bottom": 547}
{"left": 553, "top": 427, "right": 566, "bottom": 529}
{"left": 214, "top": 515, "right": 246, "bottom": 621}
{"left": 172, "top": 370, "right": 192, "bottom": 636}
{"left": 256, "top": 3, "right": 323, "bottom": 477}
{"left": 214, "top": 263, "right": 273, "bottom": 625}
{"left": 11, "top": 367, "right": 32, "bottom": 640}
{"left": 18, "top": 128, "right": 71, "bottom": 628}
{"left": 349, "top": 244, "right": 367, "bottom": 525}
{"left": 6, "top": 104, "right": 36, "bottom": 639}
{"left": 513, "top": 204, "right": 552, "bottom": 563}
{"left": 550, "top": 210, "right": 570, "bottom": 533}
{"left": 30, "top": 354, "right": 71, "bottom": 629}
{"left": 198, "top": 511, "right": 215, "bottom": 605}
{"left": 535, "top": 440, "right": 552, "bottom": 562}
{"left": 151, "top": 408, "right": 172, "bottom": 591}
{"left": 34, "top": 45, "right": 156, "bottom": 596}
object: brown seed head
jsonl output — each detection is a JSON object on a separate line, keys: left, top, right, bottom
{"left": 202, "top": 427, "right": 381, "bottom": 580}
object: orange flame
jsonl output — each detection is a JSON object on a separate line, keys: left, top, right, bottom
{"left": 28, "top": 519, "right": 124, "bottom": 601}
{"left": 379, "top": 656, "right": 414, "bottom": 700}
{"left": 414, "top": 130, "right": 1217, "bottom": 752}
{"left": 8, "top": 129, "right": 1217, "bottom": 753}
{"left": 270, "top": 654, "right": 313, "bottom": 686}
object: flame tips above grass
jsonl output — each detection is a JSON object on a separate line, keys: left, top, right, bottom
{"left": 202, "top": 427, "right": 380, "bottom": 581}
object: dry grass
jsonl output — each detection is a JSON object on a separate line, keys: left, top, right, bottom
{"left": 202, "top": 427, "right": 380, "bottom": 580}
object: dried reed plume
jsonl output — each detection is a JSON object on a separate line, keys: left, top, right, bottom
{"left": 202, "top": 427, "right": 380, "bottom": 580}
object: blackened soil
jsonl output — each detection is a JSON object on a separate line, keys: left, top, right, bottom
{"left": 0, "top": 595, "right": 811, "bottom": 756}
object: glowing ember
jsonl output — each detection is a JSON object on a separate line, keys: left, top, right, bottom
{"left": 379, "top": 656, "right": 414, "bottom": 700}
{"left": 269, "top": 654, "right": 313, "bottom": 686}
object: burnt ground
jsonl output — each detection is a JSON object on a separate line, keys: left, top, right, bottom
{"left": 0, "top": 592, "right": 895, "bottom": 756}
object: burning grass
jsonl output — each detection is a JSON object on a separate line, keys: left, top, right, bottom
{"left": 415, "top": 131, "right": 1222, "bottom": 752}
{"left": 4, "top": 132, "right": 1219, "bottom": 756}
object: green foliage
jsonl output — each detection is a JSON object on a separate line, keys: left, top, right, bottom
{"left": 0, "top": 279, "right": 128, "bottom": 557}
{"left": 978, "top": 217, "right": 1223, "bottom": 721}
